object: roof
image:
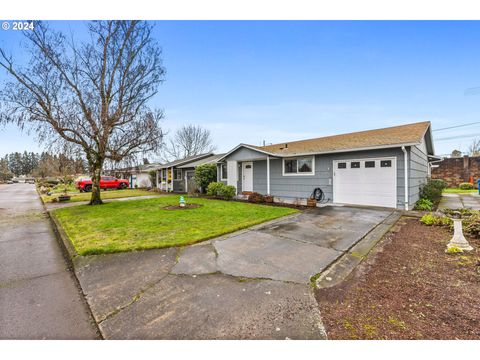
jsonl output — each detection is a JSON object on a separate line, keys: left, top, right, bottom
{"left": 177, "top": 154, "right": 225, "bottom": 168}
{"left": 155, "top": 153, "right": 214, "bottom": 169}
{"left": 220, "top": 121, "right": 432, "bottom": 160}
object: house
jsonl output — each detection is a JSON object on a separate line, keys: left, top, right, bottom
{"left": 217, "top": 121, "right": 438, "bottom": 210}
{"left": 108, "top": 163, "right": 160, "bottom": 188}
{"left": 155, "top": 153, "right": 223, "bottom": 192}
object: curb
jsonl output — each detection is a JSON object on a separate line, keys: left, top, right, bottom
{"left": 315, "top": 211, "right": 402, "bottom": 289}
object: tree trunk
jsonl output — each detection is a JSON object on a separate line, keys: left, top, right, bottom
{"left": 89, "top": 158, "right": 104, "bottom": 205}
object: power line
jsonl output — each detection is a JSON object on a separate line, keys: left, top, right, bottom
{"left": 433, "top": 121, "right": 480, "bottom": 132}
{"left": 435, "top": 132, "right": 480, "bottom": 142}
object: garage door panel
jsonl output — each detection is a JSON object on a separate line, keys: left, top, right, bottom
{"left": 333, "top": 158, "right": 396, "bottom": 208}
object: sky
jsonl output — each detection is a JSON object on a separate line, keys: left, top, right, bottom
{"left": 1, "top": 20, "right": 480, "bottom": 159}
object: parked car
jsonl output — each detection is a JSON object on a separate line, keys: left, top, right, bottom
{"left": 76, "top": 176, "right": 129, "bottom": 192}
{"left": 6, "top": 180, "right": 13, "bottom": 184}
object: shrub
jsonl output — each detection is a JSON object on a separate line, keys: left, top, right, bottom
{"left": 459, "top": 182, "right": 474, "bottom": 190}
{"left": 194, "top": 164, "right": 217, "bottom": 193}
{"left": 429, "top": 179, "right": 447, "bottom": 191}
{"left": 463, "top": 214, "right": 480, "bottom": 238}
{"left": 219, "top": 185, "right": 236, "bottom": 200}
{"left": 206, "top": 182, "right": 236, "bottom": 200}
{"left": 206, "top": 182, "right": 224, "bottom": 196}
{"left": 414, "top": 198, "right": 433, "bottom": 211}
{"left": 446, "top": 245, "right": 463, "bottom": 254}
{"left": 248, "top": 192, "right": 265, "bottom": 203}
{"left": 420, "top": 213, "right": 452, "bottom": 226}
{"left": 419, "top": 179, "right": 447, "bottom": 207}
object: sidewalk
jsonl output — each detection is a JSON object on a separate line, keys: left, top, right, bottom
{"left": 0, "top": 184, "right": 99, "bottom": 339}
{"left": 438, "top": 193, "right": 480, "bottom": 210}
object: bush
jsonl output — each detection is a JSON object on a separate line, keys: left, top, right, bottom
{"left": 459, "top": 182, "right": 474, "bottom": 190}
{"left": 419, "top": 179, "right": 447, "bottom": 207}
{"left": 194, "top": 164, "right": 217, "bottom": 193}
{"left": 248, "top": 192, "right": 265, "bottom": 203}
{"left": 414, "top": 198, "right": 433, "bottom": 211}
{"left": 219, "top": 185, "right": 236, "bottom": 200}
{"left": 420, "top": 213, "right": 452, "bottom": 226}
{"left": 206, "top": 182, "right": 236, "bottom": 200}
{"left": 463, "top": 213, "right": 480, "bottom": 238}
{"left": 206, "top": 182, "right": 224, "bottom": 196}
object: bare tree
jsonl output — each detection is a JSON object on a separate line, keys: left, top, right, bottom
{"left": 468, "top": 139, "right": 480, "bottom": 156}
{"left": 0, "top": 21, "right": 165, "bottom": 204}
{"left": 162, "top": 124, "right": 216, "bottom": 161}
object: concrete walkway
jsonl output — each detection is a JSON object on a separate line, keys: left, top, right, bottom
{"left": 0, "top": 184, "right": 99, "bottom": 339}
{"left": 438, "top": 193, "right": 480, "bottom": 210}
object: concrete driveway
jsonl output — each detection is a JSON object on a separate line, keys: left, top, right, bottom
{"left": 73, "top": 205, "right": 394, "bottom": 339}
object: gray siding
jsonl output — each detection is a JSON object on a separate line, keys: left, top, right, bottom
{"left": 409, "top": 144, "right": 429, "bottom": 207}
{"left": 225, "top": 147, "right": 268, "bottom": 161}
{"left": 247, "top": 148, "right": 407, "bottom": 209}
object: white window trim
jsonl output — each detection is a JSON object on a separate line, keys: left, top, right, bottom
{"left": 220, "top": 163, "right": 228, "bottom": 181}
{"left": 282, "top": 156, "right": 315, "bottom": 176}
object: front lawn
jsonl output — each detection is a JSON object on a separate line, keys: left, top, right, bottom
{"left": 41, "top": 188, "right": 154, "bottom": 203}
{"left": 443, "top": 188, "right": 477, "bottom": 194}
{"left": 52, "top": 196, "right": 298, "bottom": 255}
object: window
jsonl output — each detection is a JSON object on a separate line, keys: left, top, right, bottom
{"left": 298, "top": 158, "right": 313, "bottom": 173}
{"left": 284, "top": 159, "right": 297, "bottom": 174}
{"left": 283, "top": 156, "right": 315, "bottom": 175}
{"left": 365, "top": 161, "right": 375, "bottom": 168}
{"left": 221, "top": 163, "right": 228, "bottom": 180}
{"left": 338, "top": 162, "right": 347, "bottom": 169}
{"left": 381, "top": 160, "right": 392, "bottom": 167}
{"left": 351, "top": 162, "right": 360, "bottom": 168}
{"left": 174, "top": 169, "right": 182, "bottom": 180}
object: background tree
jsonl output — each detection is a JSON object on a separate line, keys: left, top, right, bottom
{"left": 162, "top": 124, "right": 215, "bottom": 161}
{"left": 450, "top": 149, "right": 462, "bottom": 158}
{"left": 0, "top": 157, "right": 13, "bottom": 181}
{"left": 469, "top": 139, "right": 480, "bottom": 156}
{"left": 0, "top": 21, "right": 165, "bottom": 204}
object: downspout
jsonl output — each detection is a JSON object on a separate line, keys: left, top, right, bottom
{"left": 402, "top": 146, "right": 409, "bottom": 210}
{"left": 267, "top": 155, "right": 270, "bottom": 195}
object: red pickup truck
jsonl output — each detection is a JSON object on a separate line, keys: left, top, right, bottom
{"left": 76, "top": 176, "right": 129, "bottom": 192}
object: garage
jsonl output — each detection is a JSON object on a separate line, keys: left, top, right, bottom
{"left": 333, "top": 157, "right": 397, "bottom": 208}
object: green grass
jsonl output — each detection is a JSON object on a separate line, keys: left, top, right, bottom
{"left": 52, "top": 196, "right": 298, "bottom": 255}
{"left": 41, "top": 189, "right": 154, "bottom": 203}
{"left": 443, "top": 188, "right": 478, "bottom": 194}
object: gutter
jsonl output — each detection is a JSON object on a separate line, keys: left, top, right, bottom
{"left": 402, "top": 146, "right": 409, "bottom": 210}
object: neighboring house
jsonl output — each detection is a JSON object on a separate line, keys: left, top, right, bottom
{"left": 217, "top": 121, "right": 438, "bottom": 210}
{"left": 109, "top": 163, "right": 160, "bottom": 189}
{"left": 155, "top": 153, "right": 223, "bottom": 193}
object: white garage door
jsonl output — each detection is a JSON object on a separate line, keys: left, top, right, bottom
{"left": 333, "top": 158, "right": 397, "bottom": 208}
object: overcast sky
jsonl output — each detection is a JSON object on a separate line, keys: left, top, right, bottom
{"left": 1, "top": 20, "right": 480, "bottom": 159}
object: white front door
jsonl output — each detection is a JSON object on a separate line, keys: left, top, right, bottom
{"left": 242, "top": 162, "right": 253, "bottom": 192}
{"left": 333, "top": 157, "right": 397, "bottom": 208}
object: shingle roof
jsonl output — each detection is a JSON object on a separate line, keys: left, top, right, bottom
{"left": 177, "top": 154, "right": 225, "bottom": 168}
{"left": 248, "top": 121, "right": 431, "bottom": 156}
{"left": 155, "top": 153, "right": 214, "bottom": 169}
